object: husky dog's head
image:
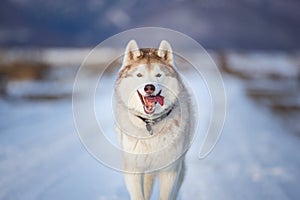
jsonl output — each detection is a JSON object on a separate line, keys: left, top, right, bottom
{"left": 116, "top": 40, "right": 181, "bottom": 116}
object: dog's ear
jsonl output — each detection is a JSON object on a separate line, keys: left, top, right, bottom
{"left": 122, "top": 40, "right": 141, "bottom": 68}
{"left": 157, "top": 40, "right": 174, "bottom": 66}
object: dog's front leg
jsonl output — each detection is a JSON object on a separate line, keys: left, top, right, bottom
{"left": 143, "top": 173, "right": 156, "bottom": 200}
{"left": 124, "top": 173, "right": 145, "bottom": 200}
{"left": 159, "top": 161, "right": 184, "bottom": 200}
{"left": 159, "top": 171, "right": 178, "bottom": 200}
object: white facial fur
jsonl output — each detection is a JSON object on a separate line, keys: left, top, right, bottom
{"left": 116, "top": 40, "right": 179, "bottom": 116}
{"left": 116, "top": 64, "right": 179, "bottom": 116}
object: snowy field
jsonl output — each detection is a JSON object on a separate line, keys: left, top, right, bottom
{"left": 0, "top": 51, "right": 300, "bottom": 200}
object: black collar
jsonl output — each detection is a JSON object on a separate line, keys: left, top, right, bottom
{"left": 136, "top": 108, "right": 173, "bottom": 135}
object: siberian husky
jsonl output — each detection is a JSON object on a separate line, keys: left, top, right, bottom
{"left": 114, "top": 40, "right": 195, "bottom": 200}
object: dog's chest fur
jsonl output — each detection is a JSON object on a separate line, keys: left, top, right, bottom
{"left": 115, "top": 96, "right": 192, "bottom": 172}
{"left": 116, "top": 105, "right": 185, "bottom": 152}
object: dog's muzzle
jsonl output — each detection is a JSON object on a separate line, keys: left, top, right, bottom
{"left": 137, "top": 89, "right": 164, "bottom": 114}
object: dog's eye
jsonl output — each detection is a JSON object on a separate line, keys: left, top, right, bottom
{"left": 155, "top": 73, "right": 162, "bottom": 77}
{"left": 136, "top": 73, "right": 143, "bottom": 77}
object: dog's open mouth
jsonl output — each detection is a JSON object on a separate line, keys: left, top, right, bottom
{"left": 137, "top": 90, "right": 164, "bottom": 114}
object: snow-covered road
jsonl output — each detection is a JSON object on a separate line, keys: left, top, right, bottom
{"left": 0, "top": 73, "right": 299, "bottom": 200}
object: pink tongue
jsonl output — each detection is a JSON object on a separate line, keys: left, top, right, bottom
{"left": 155, "top": 95, "right": 164, "bottom": 106}
{"left": 144, "top": 95, "right": 164, "bottom": 106}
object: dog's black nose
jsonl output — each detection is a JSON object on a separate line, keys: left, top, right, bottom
{"left": 144, "top": 84, "right": 155, "bottom": 94}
